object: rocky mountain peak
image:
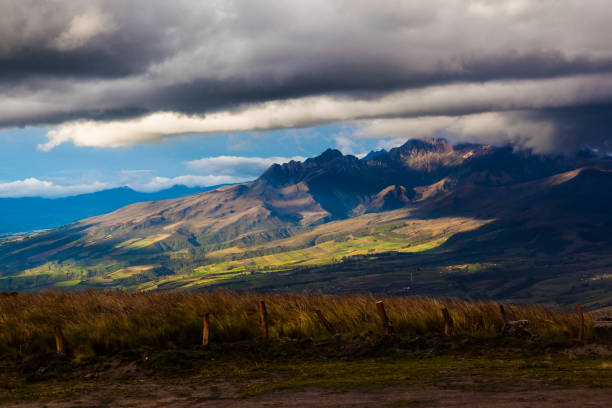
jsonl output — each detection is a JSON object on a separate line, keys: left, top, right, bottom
{"left": 311, "top": 148, "right": 344, "bottom": 162}
{"left": 391, "top": 138, "right": 453, "bottom": 157}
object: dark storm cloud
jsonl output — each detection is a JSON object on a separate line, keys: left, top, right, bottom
{"left": 0, "top": 42, "right": 161, "bottom": 80}
{"left": 0, "top": 0, "right": 187, "bottom": 79}
{"left": 524, "top": 104, "right": 612, "bottom": 154}
{"left": 2, "top": 0, "right": 612, "bottom": 152}
{"left": 142, "top": 52, "right": 612, "bottom": 116}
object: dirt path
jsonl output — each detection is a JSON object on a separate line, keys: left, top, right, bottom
{"left": 4, "top": 382, "right": 612, "bottom": 407}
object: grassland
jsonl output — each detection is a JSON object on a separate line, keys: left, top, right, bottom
{"left": 1, "top": 209, "right": 612, "bottom": 309}
{"left": 0, "top": 214, "right": 492, "bottom": 292}
{"left": 0, "top": 291, "right": 597, "bottom": 360}
{"left": 1, "top": 292, "right": 612, "bottom": 405}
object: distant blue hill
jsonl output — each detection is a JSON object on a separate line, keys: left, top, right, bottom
{"left": 0, "top": 185, "right": 221, "bottom": 234}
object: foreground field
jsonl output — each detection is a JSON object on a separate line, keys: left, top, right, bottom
{"left": 2, "top": 334, "right": 612, "bottom": 406}
{"left": 0, "top": 291, "right": 596, "bottom": 359}
{"left": 5, "top": 387, "right": 612, "bottom": 408}
{"left": 3, "top": 354, "right": 612, "bottom": 407}
{"left": 1, "top": 292, "right": 612, "bottom": 406}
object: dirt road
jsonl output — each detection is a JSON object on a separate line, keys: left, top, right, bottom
{"left": 4, "top": 382, "right": 612, "bottom": 407}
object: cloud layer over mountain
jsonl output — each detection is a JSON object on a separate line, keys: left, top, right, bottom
{"left": 3, "top": 0, "right": 612, "bottom": 153}
{"left": 0, "top": 153, "right": 305, "bottom": 198}
{"left": 0, "top": 178, "right": 110, "bottom": 198}
{"left": 186, "top": 155, "right": 306, "bottom": 177}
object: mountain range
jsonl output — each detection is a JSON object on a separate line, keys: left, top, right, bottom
{"left": 1, "top": 138, "right": 611, "bottom": 308}
{"left": 0, "top": 185, "right": 218, "bottom": 234}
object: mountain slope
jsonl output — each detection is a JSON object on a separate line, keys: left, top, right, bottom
{"left": 1, "top": 138, "right": 612, "bottom": 306}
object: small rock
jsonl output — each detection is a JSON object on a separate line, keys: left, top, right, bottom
{"left": 299, "top": 337, "right": 314, "bottom": 346}
{"left": 503, "top": 320, "right": 532, "bottom": 337}
{"left": 593, "top": 316, "right": 612, "bottom": 343}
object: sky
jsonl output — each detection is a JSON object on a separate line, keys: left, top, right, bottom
{"left": 2, "top": 0, "right": 612, "bottom": 198}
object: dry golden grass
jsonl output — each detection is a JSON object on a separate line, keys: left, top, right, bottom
{"left": 0, "top": 291, "right": 591, "bottom": 361}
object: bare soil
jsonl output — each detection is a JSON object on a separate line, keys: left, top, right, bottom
{"left": 4, "top": 381, "right": 612, "bottom": 407}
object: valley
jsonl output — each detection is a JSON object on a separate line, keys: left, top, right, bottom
{"left": 1, "top": 139, "right": 612, "bottom": 307}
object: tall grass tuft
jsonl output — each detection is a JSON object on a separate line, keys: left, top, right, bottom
{"left": 0, "top": 291, "right": 592, "bottom": 360}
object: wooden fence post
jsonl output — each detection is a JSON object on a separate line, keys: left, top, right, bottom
{"left": 259, "top": 300, "right": 269, "bottom": 340}
{"left": 376, "top": 300, "right": 393, "bottom": 335}
{"left": 315, "top": 309, "right": 336, "bottom": 335}
{"left": 499, "top": 304, "right": 507, "bottom": 323}
{"left": 54, "top": 325, "right": 66, "bottom": 356}
{"left": 441, "top": 307, "right": 453, "bottom": 337}
{"left": 575, "top": 303, "right": 584, "bottom": 342}
{"left": 499, "top": 304, "right": 508, "bottom": 334}
{"left": 202, "top": 313, "right": 210, "bottom": 347}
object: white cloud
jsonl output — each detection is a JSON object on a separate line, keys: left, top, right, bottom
{"left": 374, "top": 138, "right": 409, "bottom": 152}
{"left": 38, "top": 73, "right": 612, "bottom": 152}
{"left": 52, "top": 8, "right": 116, "bottom": 51}
{"left": 0, "top": 178, "right": 110, "bottom": 198}
{"left": 334, "top": 135, "right": 366, "bottom": 157}
{"left": 0, "top": 174, "right": 248, "bottom": 198}
{"left": 186, "top": 155, "right": 305, "bottom": 177}
{"left": 130, "top": 175, "right": 249, "bottom": 193}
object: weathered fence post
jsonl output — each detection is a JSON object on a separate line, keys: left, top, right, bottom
{"left": 259, "top": 300, "right": 269, "bottom": 340}
{"left": 499, "top": 304, "right": 507, "bottom": 323}
{"left": 54, "top": 325, "right": 66, "bottom": 356}
{"left": 441, "top": 307, "right": 453, "bottom": 337}
{"left": 315, "top": 309, "right": 336, "bottom": 335}
{"left": 499, "top": 304, "right": 508, "bottom": 334}
{"left": 576, "top": 303, "right": 584, "bottom": 342}
{"left": 376, "top": 300, "right": 393, "bottom": 335}
{"left": 202, "top": 313, "right": 211, "bottom": 347}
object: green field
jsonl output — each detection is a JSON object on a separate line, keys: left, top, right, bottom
{"left": 0, "top": 214, "right": 491, "bottom": 292}
{"left": 2, "top": 208, "right": 612, "bottom": 309}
